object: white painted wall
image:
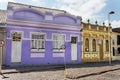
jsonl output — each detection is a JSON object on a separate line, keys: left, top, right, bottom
{"left": 112, "top": 32, "right": 120, "bottom": 60}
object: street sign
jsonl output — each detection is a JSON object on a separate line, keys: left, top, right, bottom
{"left": 0, "top": 40, "right": 5, "bottom": 47}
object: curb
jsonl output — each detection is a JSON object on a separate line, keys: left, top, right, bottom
{"left": 1, "top": 66, "right": 65, "bottom": 74}
{"left": 66, "top": 68, "right": 120, "bottom": 79}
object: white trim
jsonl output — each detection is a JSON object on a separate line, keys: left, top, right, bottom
{"left": 7, "top": 26, "right": 80, "bottom": 34}
{"left": 30, "top": 32, "right": 46, "bottom": 39}
{"left": 31, "top": 53, "right": 45, "bottom": 58}
{"left": 45, "top": 15, "right": 53, "bottom": 20}
{"left": 53, "top": 49, "right": 65, "bottom": 52}
{"left": 53, "top": 53, "right": 64, "bottom": 57}
{"left": 7, "top": 19, "right": 81, "bottom": 30}
{"left": 11, "top": 31, "right": 23, "bottom": 63}
{"left": 46, "top": 39, "right": 52, "bottom": 41}
{"left": 70, "top": 35, "right": 78, "bottom": 61}
{"left": 52, "top": 33, "right": 66, "bottom": 52}
{"left": 10, "top": 30, "right": 24, "bottom": 39}
{"left": 30, "top": 32, "right": 46, "bottom": 52}
{"left": 6, "top": 38, "right": 71, "bottom": 42}
{"left": 22, "top": 38, "right": 30, "bottom": 40}
{"left": 52, "top": 33, "right": 66, "bottom": 41}
{"left": 6, "top": 38, "right": 12, "bottom": 40}
{"left": 66, "top": 40, "right": 71, "bottom": 42}
{"left": 31, "top": 49, "right": 45, "bottom": 52}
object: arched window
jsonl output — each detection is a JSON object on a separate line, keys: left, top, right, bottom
{"left": 106, "top": 40, "right": 109, "bottom": 51}
{"left": 85, "top": 38, "right": 89, "bottom": 52}
{"left": 92, "top": 39, "right": 96, "bottom": 52}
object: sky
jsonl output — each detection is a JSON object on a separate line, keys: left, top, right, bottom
{"left": 0, "top": 0, "right": 120, "bottom": 28}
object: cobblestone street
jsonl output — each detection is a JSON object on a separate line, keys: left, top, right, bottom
{"left": 79, "top": 70, "right": 120, "bottom": 80}
{"left": 1, "top": 62, "right": 120, "bottom": 80}
{"left": 1, "top": 68, "right": 120, "bottom": 80}
{"left": 2, "top": 70, "right": 65, "bottom": 80}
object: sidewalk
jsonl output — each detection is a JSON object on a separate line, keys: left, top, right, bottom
{"left": 1, "top": 65, "right": 65, "bottom": 74}
{"left": 1, "top": 61, "right": 120, "bottom": 79}
{"left": 66, "top": 61, "right": 120, "bottom": 79}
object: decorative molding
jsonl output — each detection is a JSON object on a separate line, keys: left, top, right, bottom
{"left": 31, "top": 53, "right": 45, "bottom": 58}
{"left": 7, "top": 19, "right": 81, "bottom": 31}
{"left": 45, "top": 15, "right": 53, "bottom": 20}
{"left": 8, "top": 2, "right": 65, "bottom": 15}
{"left": 7, "top": 25, "right": 80, "bottom": 34}
{"left": 53, "top": 53, "right": 64, "bottom": 57}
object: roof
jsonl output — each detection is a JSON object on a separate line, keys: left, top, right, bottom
{"left": 112, "top": 28, "right": 120, "bottom": 33}
{"left": 8, "top": 2, "right": 80, "bottom": 18}
{"left": 82, "top": 22, "right": 107, "bottom": 27}
{"left": 8, "top": 2, "right": 66, "bottom": 15}
{"left": 0, "top": 10, "right": 6, "bottom": 23}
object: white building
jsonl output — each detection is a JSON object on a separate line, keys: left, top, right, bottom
{"left": 112, "top": 28, "right": 120, "bottom": 60}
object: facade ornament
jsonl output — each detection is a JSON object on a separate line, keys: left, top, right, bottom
{"left": 109, "top": 23, "right": 111, "bottom": 26}
{"left": 87, "top": 19, "right": 90, "bottom": 23}
{"left": 95, "top": 20, "right": 98, "bottom": 25}
{"left": 103, "top": 22, "right": 105, "bottom": 26}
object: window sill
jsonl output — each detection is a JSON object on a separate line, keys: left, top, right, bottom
{"left": 31, "top": 49, "right": 45, "bottom": 52}
{"left": 53, "top": 49, "right": 65, "bottom": 52}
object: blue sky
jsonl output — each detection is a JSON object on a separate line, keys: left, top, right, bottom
{"left": 0, "top": 0, "right": 120, "bottom": 28}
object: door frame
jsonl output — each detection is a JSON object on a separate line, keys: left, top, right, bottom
{"left": 70, "top": 35, "right": 79, "bottom": 61}
{"left": 11, "top": 30, "right": 23, "bottom": 63}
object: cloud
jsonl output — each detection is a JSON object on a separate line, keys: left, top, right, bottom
{"left": 111, "top": 20, "right": 120, "bottom": 28}
{"left": 56, "top": 0, "right": 107, "bottom": 21}
{"left": 0, "top": 0, "right": 107, "bottom": 24}
{"left": 31, "top": 0, "right": 39, "bottom": 2}
{"left": 30, "top": 0, "right": 45, "bottom": 7}
{"left": 105, "top": 20, "right": 120, "bottom": 28}
{"left": 0, "top": 0, "right": 15, "bottom": 3}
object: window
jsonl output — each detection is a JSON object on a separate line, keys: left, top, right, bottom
{"left": 92, "top": 39, "right": 96, "bottom": 52}
{"left": 117, "top": 48, "right": 120, "bottom": 54}
{"left": 12, "top": 32, "right": 22, "bottom": 42}
{"left": 113, "top": 40, "right": 115, "bottom": 45}
{"left": 117, "top": 35, "right": 120, "bottom": 45}
{"left": 53, "top": 34, "right": 65, "bottom": 50}
{"left": 113, "top": 47, "right": 115, "bottom": 56}
{"left": 71, "top": 37, "right": 77, "bottom": 43}
{"left": 31, "top": 33, "right": 45, "bottom": 51}
{"left": 106, "top": 40, "right": 109, "bottom": 52}
{"left": 85, "top": 38, "right": 89, "bottom": 52}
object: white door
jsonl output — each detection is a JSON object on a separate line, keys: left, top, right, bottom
{"left": 71, "top": 37, "right": 77, "bottom": 61}
{"left": 11, "top": 32, "right": 22, "bottom": 63}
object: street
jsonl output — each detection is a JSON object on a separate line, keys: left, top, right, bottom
{"left": 80, "top": 69, "right": 120, "bottom": 80}
{"left": 1, "top": 66, "right": 120, "bottom": 80}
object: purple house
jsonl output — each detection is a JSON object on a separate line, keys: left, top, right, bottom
{"left": 6, "top": 2, "right": 82, "bottom": 66}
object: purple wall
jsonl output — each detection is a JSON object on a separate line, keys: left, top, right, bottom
{"left": 6, "top": 4, "right": 82, "bottom": 66}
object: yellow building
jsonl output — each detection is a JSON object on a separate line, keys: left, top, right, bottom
{"left": 112, "top": 28, "right": 120, "bottom": 60}
{"left": 81, "top": 20, "right": 112, "bottom": 62}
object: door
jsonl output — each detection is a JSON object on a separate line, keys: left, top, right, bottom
{"left": 11, "top": 32, "right": 22, "bottom": 63}
{"left": 71, "top": 36, "right": 78, "bottom": 61}
{"left": 99, "top": 40, "right": 103, "bottom": 61}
